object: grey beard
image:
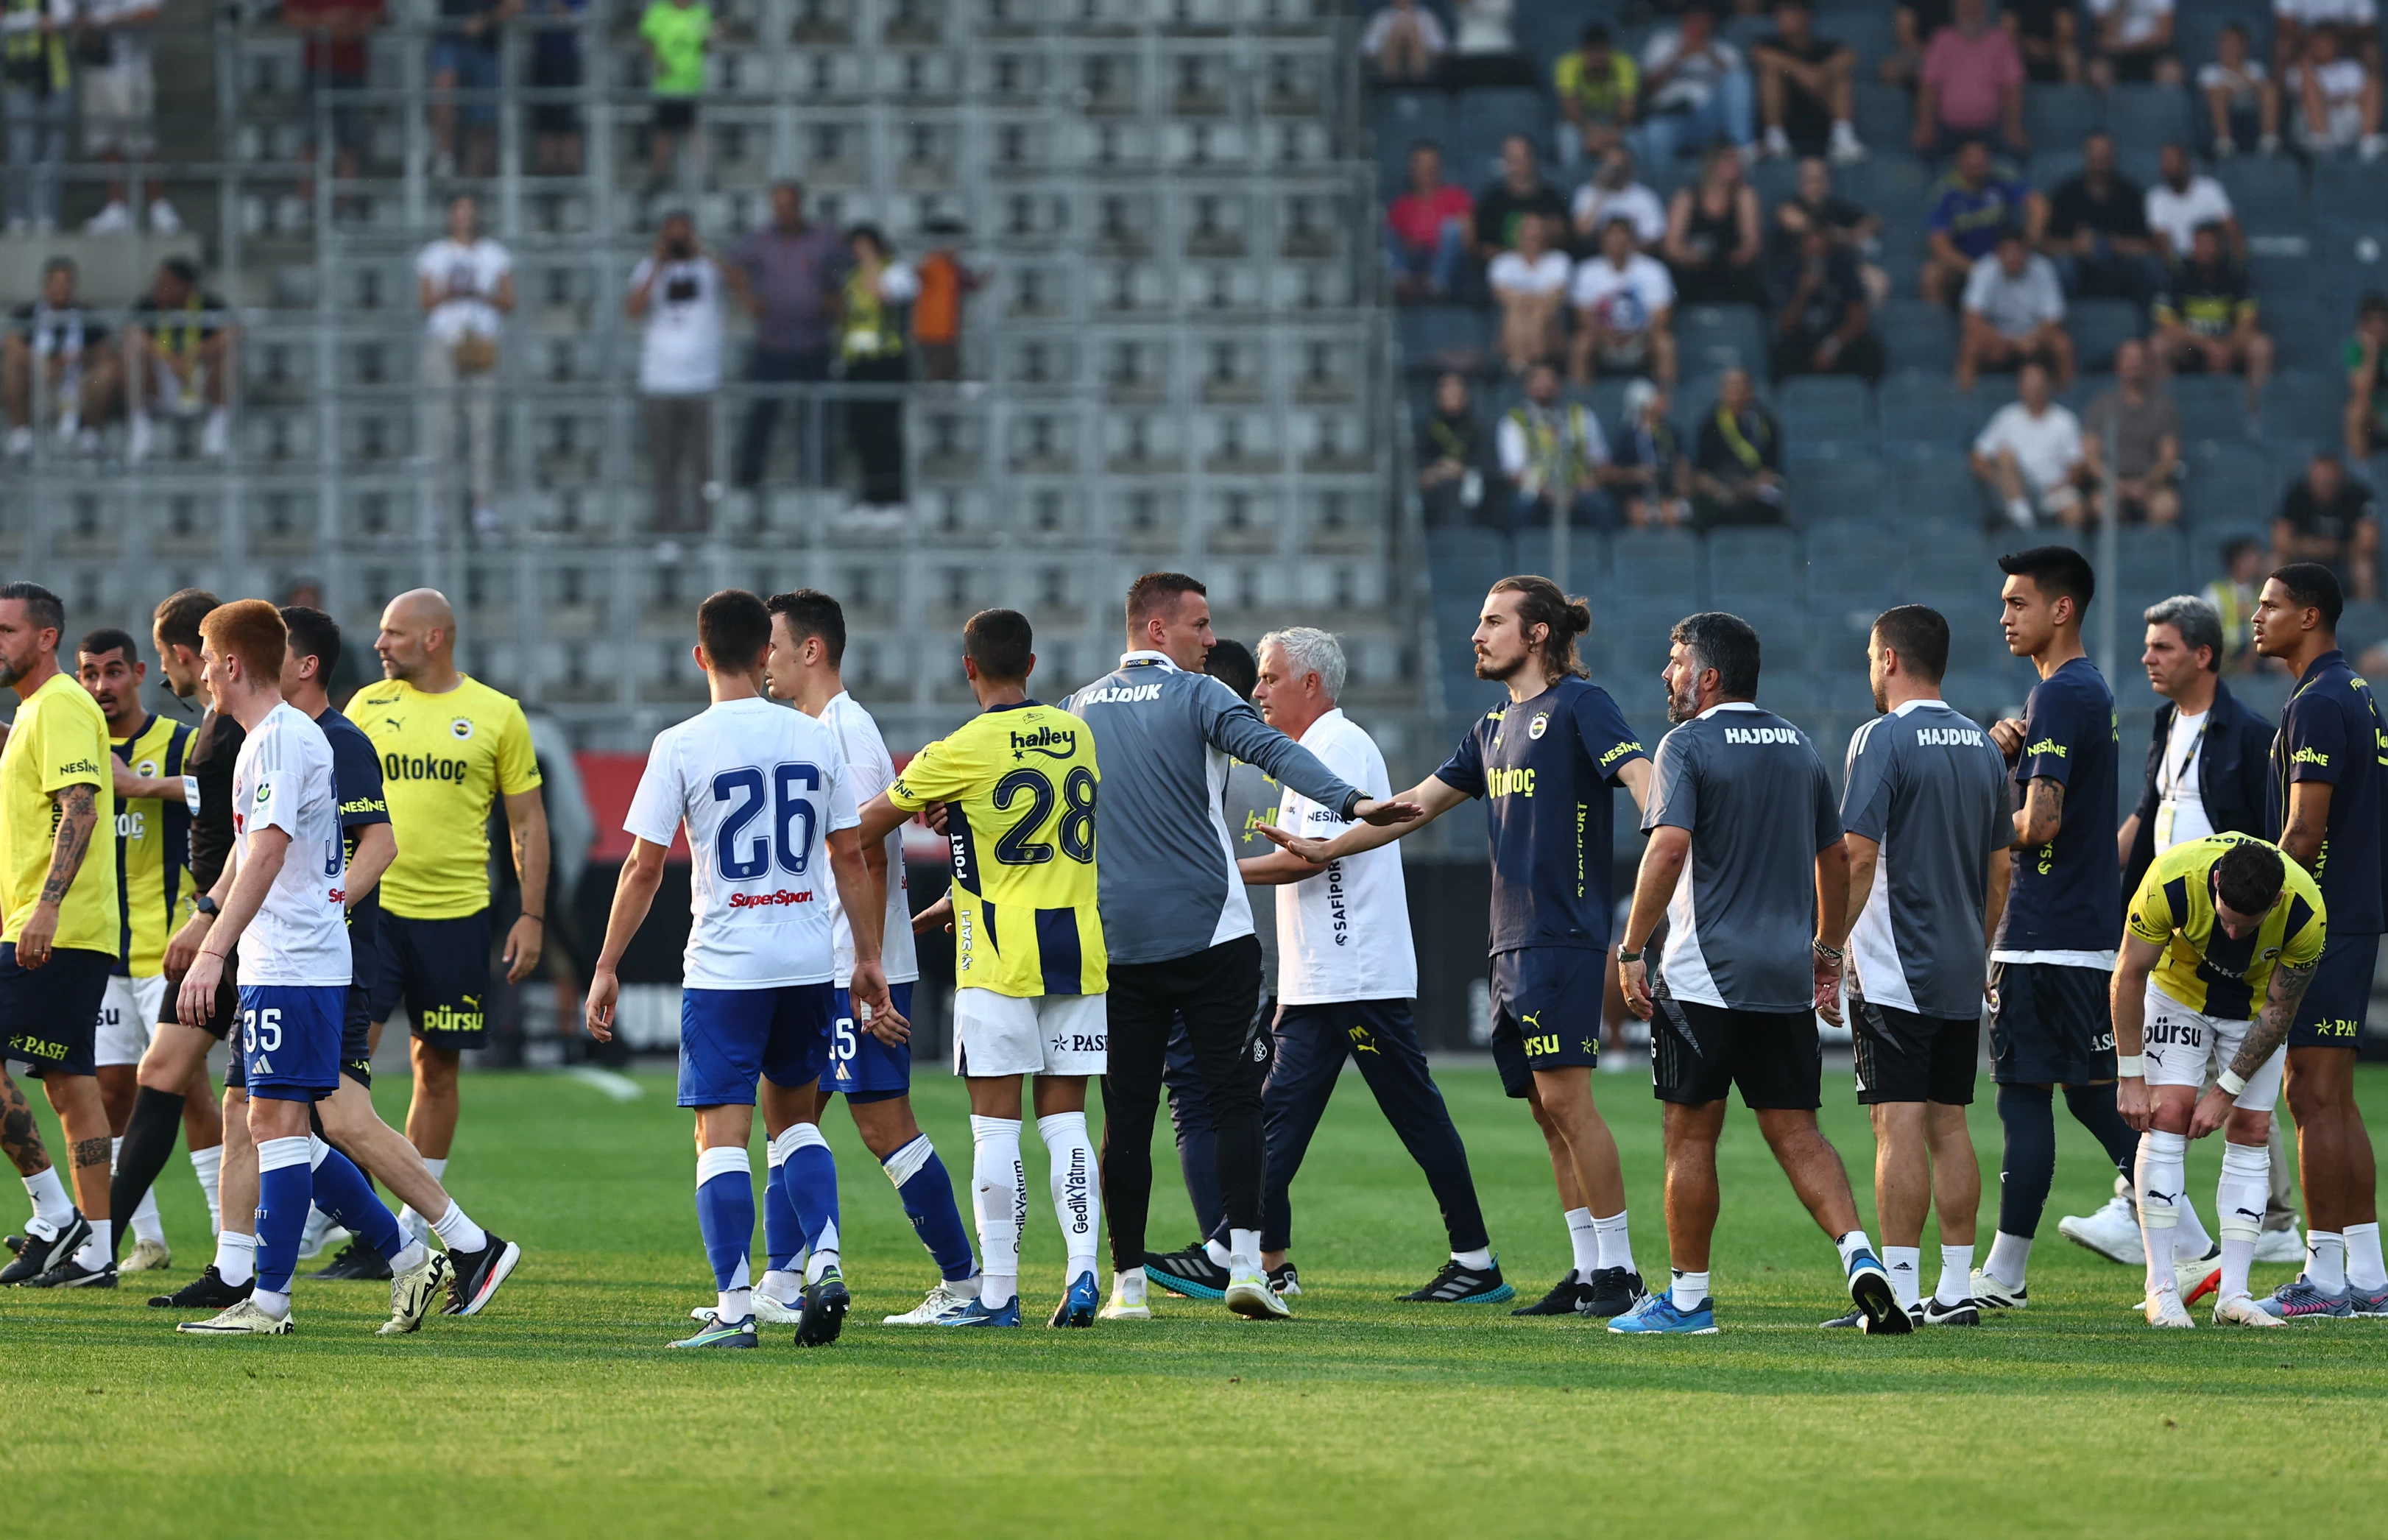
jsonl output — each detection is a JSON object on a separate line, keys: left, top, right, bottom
{"left": 0, "top": 659, "right": 21, "bottom": 689}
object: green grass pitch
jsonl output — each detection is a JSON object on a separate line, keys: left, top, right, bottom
{"left": 3, "top": 1063, "right": 2384, "bottom": 1536}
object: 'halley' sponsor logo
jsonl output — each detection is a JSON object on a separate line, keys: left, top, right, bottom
{"left": 1008, "top": 722, "right": 1078, "bottom": 759}
{"left": 728, "top": 889, "right": 814, "bottom": 908}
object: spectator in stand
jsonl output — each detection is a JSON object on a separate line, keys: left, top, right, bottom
{"left": 2038, "top": 130, "right": 2161, "bottom": 305}
{"left": 1358, "top": 0, "right": 1446, "bottom": 85}
{"left": 2347, "top": 291, "right": 2388, "bottom": 459}
{"left": 2273, "top": 448, "right": 2381, "bottom": 598}
{"left": 2081, "top": 339, "right": 2183, "bottom": 526}
{"left": 1489, "top": 213, "right": 1571, "bottom": 375}
{"left": 1552, "top": 23, "right": 1639, "bottom": 172}
{"left": 1690, "top": 368, "right": 1785, "bottom": 528}
{"left": 1922, "top": 138, "right": 2038, "bottom": 304}
{"left": 1603, "top": 378, "right": 1690, "bottom": 527}
{"left": 1385, "top": 141, "right": 1472, "bottom": 301}
{"left": 1418, "top": 370, "right": 1486, "bottom": 526}
{"left": 1572, "top": 146, "right": 1667, "bottom": 254}
{"left": 1473, "top": 133, "right": 1567, "bottom": 256}
{"left": 1960, "top": 227, "right": 2073, "bottom": 390}
{"left": 1663, "top": 144, "right": 1766, "bottom": 307}
{"left": 1770, "top": 220, "right": 1884, "bottom": 384}
{"left": 838, "top": 224, "right": 916, "bottom": 509}
{"left": 1497, "top": 361, "right": 1610, "bottom": 531}
{"left": 640, "top": 0, "right": 713, "bottom": 188}
{"left": 727, "top": 180, "right": 847, "bottom": 488}
{"left": 77, "top": 0, "right": 180, "bottom": 233}
{"left": 1971, "top": 361, "right": 2089, "bottom": 528}
{"left": 2085, "top": 0, "right": 2183, "bottom": 88}
{"left": 2201, "top": 20, "right": 2283, "bottom": 157}
{"left": 1914, "top": 0, "right": 2028, "bottom": 160}
{"left": 1752, "top": 1, "right": 1866, "bottom": 163}
{"left": 911, "top": 220, "right": 981, "bottom": 384}
{"left": 1570, "top": 216, "right": 1679, "bottom": 386}
{"left": 2005, "top": 0, "right": 2082, "bottom": 85}
{"left": 2152, "top": 221, "right": 2274, "bottom": 414}
{"left": 1770, "top": 155, "right": 1888, "bottom": 304}
{"left": 626, "top": 211, "right": 726, "bottom": 537}
{"left": 2286, "top": 22, "right": 2386, "bottom": 158}
{"left": 429, "top": 0, "right": 517, "bottom": 179}
{"left": 127, "top": 257, "right": 237, "bottom": 464}
{"left": 2, "top": 257, "right": 117, "bottom": 457}
{"left": 1882, "top": 0, "right": 1952, "bottom": 86}
{"left": 414, "top": 195, "right": 511, "bottom": 529}
{"left": 3, "top": 0, "right": 74, "bottom": 233}
{"left": 2144, "top": 141, "right": 2243, "bottom": 261}
{"left": 528, "top": 0, "right": 587, "bottom": 176}
{"left": 1633, "top": 4, "right": 1756, "bottom": 166}
{"left": 1446, "top": 0, "right": 1534, "bottom": 90}
{"left": 2275, "top": 0, "right": 2382, "bottom": 77}
{"left": 2205, "top": 534, "right": 2267, "bottom": 673}
{"left": 287, "top": 0, "right": 385, "bottom": 193}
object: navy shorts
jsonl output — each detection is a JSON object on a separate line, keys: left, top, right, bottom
{"left": 2288, "top": 930, "right": 2378, "bottom": 1050}
{"left": 1852, "top": 997, "right": 1978, "bottom": 1106}
{"left": 1988, "top": 960, "right": 2116, "bottom": 1085}
{"left": 1487, "top": 947, "right": 1604, "bottom": 1098}
{"left": 1652, "top": 994, "right": 1822, "bottom": 1109}
{"left": 820, "top": 981, "right": 915, "bottom": 1103}
{"left": 239, "top": 983, "right": 345, "bottom": 1103}
{"left": 0, "top": 943, "right": 112, "bottom": 1078}
{"left": 679, "top": 981, "right": 836, "bottom": 1109}
{"left": 372, "top": 909, "right": 492, "bottom": 1050}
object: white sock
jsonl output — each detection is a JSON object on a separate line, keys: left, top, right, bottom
{"left": 1882, "top": 1245, "right": 1922, "bottom": 1308}
{"left": 969, "top": 1115, "right": 1022, "bottom": 1308}
{"left": 1592, "top": 1209, "right": 1633, "bottom": 1274}
{"left": 214, "top": 1229, "right": 255, "bottom": 1287}
{"left": 386, "top": 1236, "right": 429, "bottom": 1275}
{"left": 1452, "top": 1246, "right": 1494, "bottom": 1271}
{"left": 1204, "top": 1237, "right": 1232, "bottom": 1268}
{"left": 1833, "top": 1229, "right": 1875, "bottom": 1272}
{"left": 189, "top": 1143, "right": 222, "bottom": 1234}
{"left": 430, "top": 1198, "right": 487, "bottom": 1254}
{"left": 1564, "top": 1207, "right": 1599, "bottom": 1276}
{"left": 1670, "top": 1268, "right": 1709, "bottom": 1312}
{"left": 759, "top": 1268, "right": 801, "bottom": 1303}
{"left": 2137, "top": 1129, "right": 2189, "bottom": 1292}
{"left": 1112, "top": 1266, "right": 1147, "bottom": 1304}
{"left": 2306, "top": 1229, "right": 2347, "bottom": 1293}
{"left": 1935, "top": 1243, "right": 1974, "bottom": 1306}
{"left": 2005, "top": 495, "right": 2032, "bottom": 527}
{"left": 21, "top": 1165, "right": 72, "bottom": 1232}
{"left": 1229, "top": 1226, "right": 1262, "bottom": 1276}
{"left": 2345, "top": 1221, "right": 2387, "bottom": 1293}
{"left": 251, "top": 1287, "right": 291, "bottom": 1320}
{"left": 2170, "top": 1188, "right": 2214, "bottom": 1260}
{"left": 1985, "top": 1230, "right": 2032, "bottom": 1288}
{"left": 718, "top": 1283, "right": 752, "bottom": 1323}
{"left": 72, "top": 1219, "right": 110, "bottom": 1271}
{"left": 398, "top": 1156, "right": 449, "bottom": 1242}
{"left": 1036, "top": 1110, "right": 1101, "bottom": 1284}
{"left": 2216, "top": 1140, "right": 2269, "bottom": 1301}
{"left": 803, "top": 1222, "right": 841, "bottom": 1285}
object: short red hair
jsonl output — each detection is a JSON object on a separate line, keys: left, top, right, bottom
{"left": 200, "top": 599, "right": 287, "bottom": 686}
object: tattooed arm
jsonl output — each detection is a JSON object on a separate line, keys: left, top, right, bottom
{"left": 2012, "top": 776, "right": 2064, "bottom": 850}
{"left": 2189, "top": 958, "right": 2315, "bottom": 1138}
{"left": 15, "top": 782, "right": 98, "bottom": 969}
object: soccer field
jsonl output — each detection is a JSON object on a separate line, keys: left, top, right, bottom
{"left": 4, "top": 1064, "right": 2384, "bottom": 1537}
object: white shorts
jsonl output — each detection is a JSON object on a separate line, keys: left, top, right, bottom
{"left": 2144, "top": 984, "right": 2284, "bottom": 1114}
{"left": 95, "top": 974, "right": 166, "bottom": 1067}
{"left": 951, "top": 989, "right": 1107, "bottom": 1078}
{"left": 81, "top": 63, "right": 156, "bottom": 155}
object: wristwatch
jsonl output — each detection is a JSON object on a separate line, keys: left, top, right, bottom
{"left": 194, "top": 894, "right": 220, "bottom": 917}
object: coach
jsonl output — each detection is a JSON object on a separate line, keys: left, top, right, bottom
{"left": 2119, "top": 596, "right": 2273, "bottom": 896}
{"left": 1066, "top": 574, "right": 1417, "bottom": 1321}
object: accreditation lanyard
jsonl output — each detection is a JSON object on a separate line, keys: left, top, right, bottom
{"left": 2154, "top": 712, "right": 2207, "bottom": 848}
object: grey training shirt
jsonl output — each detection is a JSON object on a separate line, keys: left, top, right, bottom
{"left": 1840, "top": 699, "right": 2011, "bottom": 1020}
{"left": 1643, "top": 702, "right": 1843, "bottom": 1013}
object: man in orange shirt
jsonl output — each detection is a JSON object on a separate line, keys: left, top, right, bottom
{"left": 911, "top": 220, "right": 981, "bottom": 383}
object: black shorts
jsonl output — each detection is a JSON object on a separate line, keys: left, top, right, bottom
{"left": 0, "top": 943, "right": 113, "bottom": 1078}
{"left": 654, "top": 97, "right": 696, "bottom": 132}
{"left": 1988, "top": 960, "right": 2116, "bottom": 1084}
{"left": 1486, "top": 947, "right": 1604, "bottom": 1098}
{"left": 1852, "top": 997, "right": 1978, "bottom": 1106}
{"left": 2289, "top": 930, "right": 2377, "bottom": 1050}
{"left": 1651, "top": 994, "right": 1822, "bottom": 1110}
{"left": 157, "top": 944, "right": 241, "bottom": 1040}
{"left": 371, "top": 910, "right": 492, "bottom": 1050}
{"left": 342, "top": 985, "right": 374, "bottom": 1087}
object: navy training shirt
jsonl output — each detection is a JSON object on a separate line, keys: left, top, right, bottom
{"left": 2267, "top": 649, "right": 2386, "bottom": 936}
{"left": 1993, "top": 655, "right": 2123, "bottom": 954}
{"left": 1434, "top": 675, "right": 1649, "bottom": 953}
{"left": 317, "top": 706, "right": 393, "bottom": 989}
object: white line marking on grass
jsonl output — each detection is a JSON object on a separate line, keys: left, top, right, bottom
{"left": 563, "top": 1066, "right": 644, "bottom": 1101}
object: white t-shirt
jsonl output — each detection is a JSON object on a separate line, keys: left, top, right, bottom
{"left": 231, "top": 702, "right": 350, "bottom": 988}
{"left": 1570, "top": 252, "right": 1676, "bottom": 331}
{"left": 2144, "top": 176, "right": 2233, "bottom": 254}
{"left": 2197, "top": 58, "right": 2269, "bottom": 102}
{"left": 1572, "top": 181, "right": 1667, "bottom": 247}
{"left": 1642, "top": 30, "right": 1744, "bottom": 113}
{"left": 2276, "top": 0, "right": 2376, "bottom": 24}
{"left": 1274, "top": 710, "right": 1416, "bottom": 1005}
{"left": 623, "top": 696, "right": 861, "bottom": 990}
{"left": 416, "top": 238, "right": 513, "bottom": 345}
{"left": 1488, "top": 250, "right": 1572, "bottom": 297}
{"left": 2154, "top": 706, "right": 2214, "bottom": 849}
{"left": 818, "top": 690, "right": 919, "bottom": 987}
{"left": 2088, "top": 0, "right": 2173, "bottom": 47}
{"left": 629, "top": 255, "right": 726, "bottom": 395}
{"left": 1973, "top": 402, "right": 2085, "bottom": 496}
{"left": 84, "top": 0, "right": 153, "bottom": 71}
{"left": 1357, "top": 4, "right": 1448, "bottom": 57}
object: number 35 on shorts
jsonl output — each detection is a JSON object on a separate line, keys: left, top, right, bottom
{"left": 241, "top": 1006, "right": 283, "bottom": 1054}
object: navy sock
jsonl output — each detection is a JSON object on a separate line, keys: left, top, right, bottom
{"left": 763, "top": 1158, "right": 802, "bottom": 1274}
{"left": 308, "top": 1141, "right": 405, "bottom": 1259}
{"left": 254, "top": 1137, "right": 314, "bottom": 1296}
{"left": 777, "top": 1127, "right": 840, "bottom": 1259}
{"left": 886, "top": 1138, "right": 976, "bottom": 1283}
{"left": 1996, "top": 1084, "right": 2057, "bottom": 1240}
{"left": 2062, "top": 1082, "right": 2141, "bottom": 1182}
{"left": 695, "top": 1150, "right": 755, "bottom": 1291}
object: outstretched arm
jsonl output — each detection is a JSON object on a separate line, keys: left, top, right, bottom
{"left": 1254, "top": 774, "right": 1469, "bottom": 865}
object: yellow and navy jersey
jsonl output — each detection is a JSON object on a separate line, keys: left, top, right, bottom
{"left": 0, "top": 671, "right": 118, "bottom": 954}
{"left": 885, "top": 701, "right": 1104, "bottom": 997}
{"left": 109, "top": 713, "right": 194, "bottom": 977}
{"left": 2127, "top": 833, "right": 2326, "bottom": 1020}
{"left": 351, "top": 674, "right": 542, "bottom": 920}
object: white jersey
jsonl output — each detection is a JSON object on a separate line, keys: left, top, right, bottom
{"left": 1274, "top": 710, "right": 1417, "bottom": 1005}
{"left": 624, "top": 696, "right": 859, "bottom": 990}
{"left": 230, "top": 702, "right": 350, "bottom": 988}
{"left": 818, "top": 690, "right": 919, "bottom": 987}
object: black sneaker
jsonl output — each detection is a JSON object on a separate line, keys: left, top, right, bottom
{"left": 1142, "top": 1243, "right": 1231, "bottom": 1301}
{"left": 3, "top": 1232, "right": 21, "bottom": 1255}
{"left": 1511, "top": 1268, "right": 1592, "bottom": 1315}
{"left": 1399, "top": 1258, "right": 1516, "bottom": 1304}
{"left": 24, "top": 1255, "right": 115, "bottom": 1289}
{"left": 149, "top": 1264, "right": 253, "bottom": 1309}
{"left": 309, "top": 1240, "right": 392, "bottom": 1282}
{"left": 1915, "top": 1296, "right": 1981, "bottom": 1327}
{"left": 1583, "top": 1266, "right": 1647, "bottom": 1318}
{"left": 794, "top": 1264, "right": 849, "bottom": 1347}
{"left": 442, "top": 1233, "right": 522, "bottom": 1316}
{"left": 1819, "top": 1307, "right": 1864, "bottom": 1328}
{"left": 1266, "top": 1262, "right": 1301, "bottom": 1297}
{"left": 0, "top": 1213, "right": 88, "bottom": 1286}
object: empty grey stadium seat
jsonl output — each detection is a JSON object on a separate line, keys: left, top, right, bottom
{"left": 1777, "top": 375, "right": 1874, "bottom": 448}
{"left": 2069, "top": 299, "right": 2143, "bottom": 371}
{"left": 2105, "top": 85, "right": 2191, "bottom": 160}
{"left": 1709, "top": 526, "right": 1803, "bottom": 607}
{"left": 1611, "top": 527, "right": 1703, "bottom": 599}
{"left": 1789, "top": 453, "right": 1888, "bottom": 526}
{"left": 2215, "top": 156, "right": 2309, "bottom": 239}
{"left": 2023, "top": 86, "right": 2102, "bottom": 151}
{"left": 1879, "top": 300, "right": 1957, "bottom": 374}
{"left": 1675, "top": 303, "right": 1767, "bottom": 375}
{"left": 1878, "top": 368, "right": 1971, "bottom": 451}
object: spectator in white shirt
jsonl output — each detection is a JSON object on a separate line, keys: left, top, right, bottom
{"left": 1960, "top": 227, "right": 2074, "bottom": 391}
{"left": 1570, "top": 146, "right": 1667, "bottom": 252}
{"left": 2086, "top": 0, "right": 2183, "bottom": 89}
{"left": 1489, "top": 213, "right": 1571, "bottom": 374}
{"left": 2202, "top": 20, "right": 2283, "bottom": 155}
{"left": 2286, "top": 23, "right": 2386, "bottom": 157}
{"left": 1359, "top": 0, "right": 1446, "bottom": 83}
{"left": 1569, "top": 216, "right": 1679, "bottom": 386}
{"left": 626, "top": 211, "right": 726, "bottom": 537}
{"left": 415, "top": 194, "right": 513, "bottom": 533}
{"left": 2144, "top": 141, "right": 2244, "bottom": 261}
{"left": 2274, "top": 0, "right": 2381, "bottom": 77}
{"left": 1972, "top": 361, "right": 2088, "bottom": 528}
{"left": 1633, "top": 4, "right": 1756, "bottom": 166}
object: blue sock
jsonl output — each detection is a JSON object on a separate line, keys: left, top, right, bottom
{"left": 254, "top": 1135, "right": 314, "bottom": 1296}
{"left": 694, "top": 1146, "right": 755, "bottom": 1292}
{"left": 1996, "top": 1084, "right": 2057, "bottom": 1240}
{"left": 772, "top": 1124, "right": 840, "bottom": 1260}
{"left": 886, "top": 1134, "right": 976, "bottom": 1282}
{"left": 308, "top": 1140, "right": 406, "bottom": 1260}
{"left": 763, "top": 1156, "right": 802, "bottom": 1273}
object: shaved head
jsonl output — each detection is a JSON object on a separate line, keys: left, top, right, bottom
{"left": 376, "top": 587, "right": 458, "bottom": 685}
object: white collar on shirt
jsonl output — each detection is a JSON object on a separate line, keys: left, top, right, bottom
{"left": 1891, "top": 696, "right": 1960, "bottom": 716}
{"left": 1695, "top": 700, "right": 1764, "bottom": 720}
{"left": 1299, "top": 707, "right": 1348, "bottom": 745}
{"left": 1118, "top": 650, "right": 1179, "bottom": 671}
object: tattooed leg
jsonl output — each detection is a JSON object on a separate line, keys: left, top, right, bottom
{"left": 0, "top": 1067, "right": 51, "bottom": 1178}
{"left": 40, "top": 1073, "right": 110, "bottom": 1220}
